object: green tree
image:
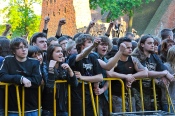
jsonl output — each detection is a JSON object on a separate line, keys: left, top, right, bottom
{"left": 0, "top": 0, "right": 41, "bottom": 39}
{"left": 90, "top": 0, "right": 155, "bottom": 32}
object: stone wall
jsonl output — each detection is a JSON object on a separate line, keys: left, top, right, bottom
{"left": 40, "top": 0, "right": 91, "bottom": 37}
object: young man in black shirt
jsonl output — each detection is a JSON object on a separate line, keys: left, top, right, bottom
{"left": 0, "top": 37, "right": 42, "bottom": 116}
{"left": 132, "top": 34, "right": 174, "bottom": 110}
{"left": 108, "top": 37, "right": 148, "bottom": 112}
{"left": 68, "top": 34, "right": 103, "bottom": 116}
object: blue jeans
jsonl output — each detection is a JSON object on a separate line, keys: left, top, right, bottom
{"left": 162, "top": 104, "right": 175, "bottom": 113}
{"left": 42, "top": 110, "right": 68, "bottom": 116}
{"left": 8, "top": 110, "right": 38, "bottom": 116}
{"left": 0, "top": 109, "right": 4, "bottom": 116}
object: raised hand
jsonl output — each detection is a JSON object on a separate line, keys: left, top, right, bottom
{"left": 44, "top": 16, "right": 50, "bottom": 24}
{"left": 58, "top": 18, "right": 66, "bottom": 26}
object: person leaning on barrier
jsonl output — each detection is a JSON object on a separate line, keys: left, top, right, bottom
{"left": 107, "top": 37, "right": 148, "bottom": 112}
{"left": 160, "top": 45, "right": 175, "bottom": 113}
{"left": 132, "top": 34, "right": 175, "bottom": 111}
{"left": 68, "top": 34, "right": 103, "bottom": 116}
{"left": 0, "top": 37, "right": 42, "bottom": 116}
{"left": 41, "top": 44, "right": 78, "bottom": 116}
{"left": 92, "top": 35, "right": 126, "bottom": 116}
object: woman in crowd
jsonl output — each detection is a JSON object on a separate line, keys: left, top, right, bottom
{"left": 41, "top": 44, "right": 78, "bottom": 116}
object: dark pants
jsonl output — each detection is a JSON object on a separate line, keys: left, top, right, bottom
{"left": 99, "top": 96, "right": 109, "bottom": 116}
{"left": 71, "top": 100, "right": 94, "bottom": 116}
{"left": 42, "top": 110, "right": 68, "bottom": 116}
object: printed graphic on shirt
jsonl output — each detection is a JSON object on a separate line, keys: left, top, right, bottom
{"left": 145, "top": 62, "right": 156, "bottom": 71}
{"left": 83, "top": 63, "right": 93, "bottom": 70}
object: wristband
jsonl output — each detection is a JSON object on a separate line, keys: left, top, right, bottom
{"left": 20, "top": 76, "right": 24, "bottom": 84}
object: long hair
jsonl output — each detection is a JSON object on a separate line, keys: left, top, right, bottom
{"left": 167, "top": 45, "right": 175, "bottom": 64}
{"left": 47, "top": 44, "right": 62, "bottom": 62}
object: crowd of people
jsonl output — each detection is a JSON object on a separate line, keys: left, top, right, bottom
{"left": 0, "top": 16, "right": 175, "bottom": 116}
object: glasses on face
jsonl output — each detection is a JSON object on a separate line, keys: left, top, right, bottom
{"left": 15, "top": 46, "right": 28, "bottom": 50}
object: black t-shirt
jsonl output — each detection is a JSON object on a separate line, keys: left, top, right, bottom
{"left": 68, "top": 53, "right": 102, "bottom": 102}
{"left": 141, "top": 54, "right": 166, "bottom": 88}
{"left": 112, "top": 56, "right": 137, "bottom": 96}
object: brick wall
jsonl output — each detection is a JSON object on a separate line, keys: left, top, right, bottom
{"left": 40, "top": 0, "right": 76, "bottom": 37}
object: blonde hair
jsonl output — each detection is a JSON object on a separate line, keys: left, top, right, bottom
{"left": 167, "top": 45, "right": 175, "bottom": 64}
{"left": 66, "top": 40, "right": 76, "bottom": 52}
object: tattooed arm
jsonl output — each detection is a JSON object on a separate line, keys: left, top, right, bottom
{"left": 131, "top": 56, "right": 148, "bottom": 78}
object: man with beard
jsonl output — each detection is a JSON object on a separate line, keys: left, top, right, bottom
{"left": 132, "top": 34, "right": 174, "bottom": 111}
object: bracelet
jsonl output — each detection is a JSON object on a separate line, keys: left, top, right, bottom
{"left": 20, "top": 76, "right": 24, "bottom": 84}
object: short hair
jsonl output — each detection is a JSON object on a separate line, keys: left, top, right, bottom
{"left": 125, "top": 32, "right": 134, "bottom": 37}
{"left": 76, "top": 34, "right": 93, "bottom": 53}
{"left": 28, "top": 46, "right": 43, "bottom": 57}
{"left": 117, "top": 37, "right": 132, "bottom": 47}
{"left": 66, "top": 40, "right": 76, "bottom": 52}
{"left": 112, "top": 37, "right": 119, "bottom": 46}
{"left": 132, "top": 41, "right": 137, "bottom": 51}
{"left": 73, "top": 32, "right": 83, "bottom": 41}
{"left": 95, "top": 35, "right": 113, "bottom": 52}
{"left": 161, "top": 29, "right": 172, "bottom": 40}
{"left": 63, "top": 35, "right": 72, "bottom": 40}
{"left": 138, "top": 34, "right": 153, "bottom": 52}
{"left": 30, "top": 32, "right": 47, "bottom": 45}
{"left": 47, "top": 37, "right": 58, "bottom": 46}
{"left": 10, "top": 37, "right": 28, "bottom": 52}
{"left": 0, "top": 36, "right": 11, "bottom": 57}
{"left": 58, "top": 36, "right": 68, "bottom": 44}
{"left": 47, "top": 44, "right": 62, "bottom": 62}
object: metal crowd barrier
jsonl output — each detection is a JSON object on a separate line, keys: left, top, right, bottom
{"left": 0, "top": 77, "right": 174, "bottom": 116}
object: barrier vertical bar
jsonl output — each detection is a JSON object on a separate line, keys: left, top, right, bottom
{"left": 152, "top": 80, "right": 157, "bottom": 111}
{"left": 96, "top": 95, "right": 99, "bottom": 116}
{"left": 108, "top": 80, "right": 112, "bottom": 113}
{"left": 16, "top": 85, "right": 21, "bottom": 116}
{"left": 22, "top": 87, "right": 25, "bottom": 116}
{"left": 38, "top": 86, "right": 41, "bottom": 116}
{"left": 82, "top": 81, "right": 85, "bottom": 116}
{"left": 139, "top": 79, "right": 144, "bottom": 111}
{"left": 68, "top": 84, "right": 71, "bottom": 116}
{"left": 54, "top": 82, "right": 56, "bottom": 116}
{"left": 88, "top": 82, "right": 97, "bottom": 116}
{"left": 128, "top": 88, "right": 132, "bottom": 112}
{"left": 5, "top": 84, "right": 8, "bottom": 116}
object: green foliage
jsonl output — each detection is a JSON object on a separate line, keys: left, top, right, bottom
{"left": 90, "top": 0, "right": 155, "bottom": 20}
{"left": 0, "top": 0, "right": 41, "bottom": 39}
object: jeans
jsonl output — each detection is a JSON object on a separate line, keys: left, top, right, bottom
{"left": 42, "top": 110, "right": 68, "bottom": 116}
{"left": 0, "top": 109, "right": 4, "bottom": 116}
{"left": 162, "top": 104, "right": 175, "bottom": 113}
{"left": 8, "top": 110, "right": 38, "bottom": 116}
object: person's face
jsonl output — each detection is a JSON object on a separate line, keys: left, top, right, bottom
{"left": 68, "top": 45, "right": 77, "bottom": 55}
{"left": 32, "top": 52, "right": 43, "bottom": 64}
{"left": 49, "top": 40, "right": 58, "bottom": 46}
{"left": 60, "top": 40, "right": 68, "bottom": 51}
{"left": 122, "top": 42, "right": 132, "bottom": 56}
{"left": 83, "top": 39, "right": 93, "bottom": 48}
{"left": 14, "top": 43, "right": 28, "bottom": 61}
{"left": 167, "top": 41, "right": 175, "bottom": 50}
{"left": 141, "top": 38, "right": 154, "bottom": 53}
{"left": 52, "top": 47, "right": 63, "bottom": 62}
{"left": 34, "top": 37, "right": 47, "bottom": 51}
{"left": 97, "top": 42, "right": 109, "bottom": 57}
